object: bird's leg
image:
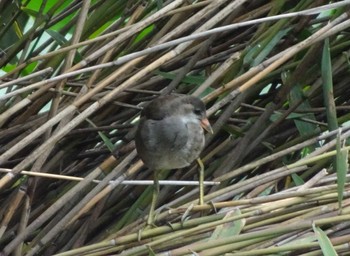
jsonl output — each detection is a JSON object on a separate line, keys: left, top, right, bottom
{"left": 147, "top": 169, "right": 160, "bottom": 226}
{"left": 196, "top": 158, "right": 205, "bottom": 205}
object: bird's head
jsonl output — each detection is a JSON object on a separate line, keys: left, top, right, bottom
{"left": 178, "top": 96, "right": 213, "bottom": 134}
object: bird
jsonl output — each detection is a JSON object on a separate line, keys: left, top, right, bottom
{"left": 135, "top": 94, "right": 213, "bottom": 225}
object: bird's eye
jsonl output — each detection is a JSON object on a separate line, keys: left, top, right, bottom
{"left": 193, "top": 108, "right": 202, "bottom": 116}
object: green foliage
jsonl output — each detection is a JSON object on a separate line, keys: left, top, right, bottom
{"left": 1, "top": 1, "right": 350, "bottom": 255}
{"left": 313, "top": 225, "right": 338, "bottom": 256}
{"left": 336, "top": 133, "right": 348, "bottom": 210}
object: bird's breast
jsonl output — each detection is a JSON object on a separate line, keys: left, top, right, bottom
{"left": 184, "top": 122, "right": 205, "bottom": 159}
{"left": 136, "top": 116, "right": 205, "bottom": 170}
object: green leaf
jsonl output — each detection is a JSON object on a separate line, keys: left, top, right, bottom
{"left": 22, "top": 0, "right": 45, "bottom": 13}
{"left": 13, "top": 21, "right": 24, "bottom": 38}
{"left": 196, "top": 86, "right": 215, "bottom": 98}
{"left": 209, "top": 209, "right": 244, "bottom": 240}
{"left": 291, "top": 173, "right": 304, "bottom": 186}
{"left": 85, "top": 119, "right": 115, "bottom": 152}
{"left": 21, "top": 7, "right": 40, "bottom": 18}
{"left": 322, "top": 38, "right": 338, "bottom": 131}
{"left": 284, "top": 64, "right": 319, "bottom": 141}
{"left": 156, "top": 0, "right": 163, "bottom": 10}
{"left": 288, "top": 82, "right": 320, "bottom": 138}
{"left": 46, "top": 29, "right": 69, "bottom": 46}
{"left": 97, "top": 131, "right": 115, "bottom": 152}
{"left": 133, "top": 25, "right": 155, "bottom": 45}
{"left": 252, "top": 28, "right": 291, "bottom": 67}
{"left": 313, "top": 225, "right": 338, "bottom": 256}
{"left": 2, "top": 64, "right": 17, "bottom": 73}
{"left": 22, "top": 61, "right": 38, "bottom": 76}
{"left": 244, "top": 24, "right": 291, "bottom": 67}
{"left": 336, "top": 133, "right": 348, "bottom": 210}
{"left": 23, "top": 0, "right": 69, "bottom": 16}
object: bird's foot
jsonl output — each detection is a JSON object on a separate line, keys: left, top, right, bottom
{"left": 166, "top": 221, "right": 176, "bottom": 231}
{"left": 209, "top": 200, "right": 217, "bottom": 213}
{"left": 137, "top": 220, "right": 158, "bottom": 242}
{"left": 181, "top": 203, "right": 194, "bottom": 226}
{"left": 197, "top": 158, "right": 205, "bottom": 205}
{"left": 145, "top": 222, "right": 158, "bottom": 230}
{"left": 145, "top": 210, "right": 159, "bottom": 229}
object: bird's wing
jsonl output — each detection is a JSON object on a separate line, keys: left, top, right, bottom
{"left": 139, "top": 116, "right": 189, "bottom": 152}
{"left": 141, "top": 95, "right": 181, "bottom": 120}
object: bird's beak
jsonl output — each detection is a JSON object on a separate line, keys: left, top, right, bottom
{"left": 201, "top": 118, "right": 213, "bottom": 134}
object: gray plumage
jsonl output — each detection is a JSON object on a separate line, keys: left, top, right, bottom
{"left": 135, "top": 95, "right": 208, "bottom": 170}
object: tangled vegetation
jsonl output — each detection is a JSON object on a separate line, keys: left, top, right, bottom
{"left": 1, "top": 0, "right": 350, "bottom": 255}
